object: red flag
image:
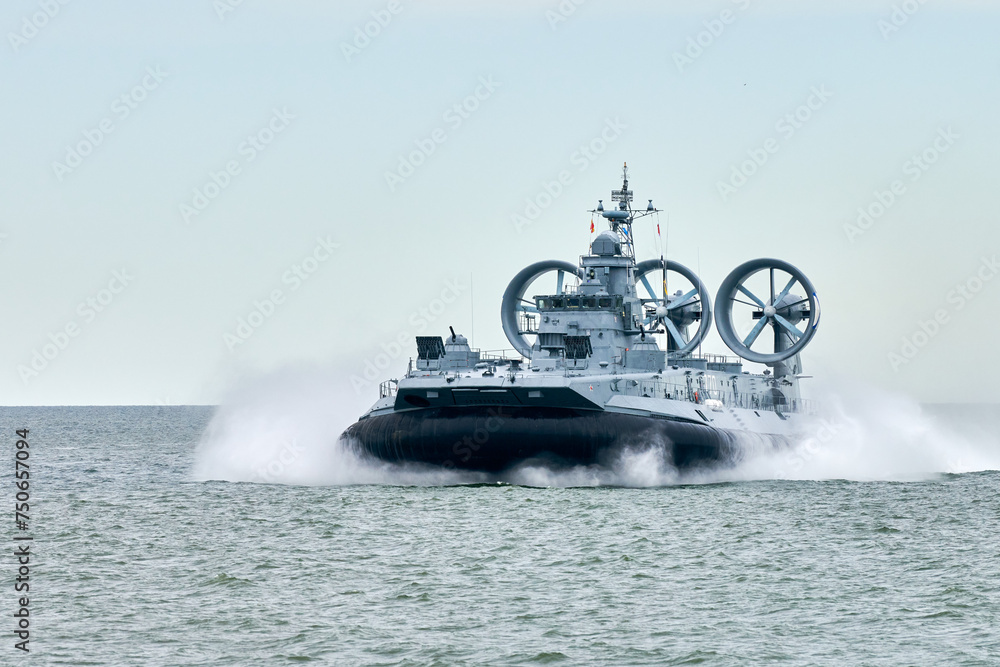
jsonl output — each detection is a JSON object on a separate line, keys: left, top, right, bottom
{"left": 590, "top": 219, "right": 595, "bottom": 233}
{"left": 657, "top": 224, "right": 661, "bottom": 236}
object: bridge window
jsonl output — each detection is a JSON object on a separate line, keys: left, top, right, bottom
{"left": 537, "top": 295, "right": 618, "bottom": 310}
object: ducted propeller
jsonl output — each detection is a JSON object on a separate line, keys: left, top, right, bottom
{"left": 500, "top": 260, "right": 581, "bottom": 357}
{"left": 714, "top": 258, "right": 820, "bottom": 364}
{"left": 634, "top": 259, "right": 712, "bottom": 357}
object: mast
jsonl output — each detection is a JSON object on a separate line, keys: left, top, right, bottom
{"left": 610, "top": 162, "right": 635, "bottom": 262}
{"left": 589, "top": 162, "right": 660, "bottom": 300}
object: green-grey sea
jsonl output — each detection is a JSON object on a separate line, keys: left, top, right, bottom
{"left": 3, "top": 405, "right": 999, "bottom": 666}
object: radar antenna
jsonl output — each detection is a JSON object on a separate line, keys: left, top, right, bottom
{"left": 608, "top": 162, "right": 636, "bottom": 260}
{"left": 588, "top": 162, "right": 663, "bottom": 299}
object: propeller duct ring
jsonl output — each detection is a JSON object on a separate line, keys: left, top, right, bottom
{"left": 714, "top": 258, "right": 821, "bottom": 365}
{"left": 501, "top": 260, "right": 581, "bottom": 357}
{"left": 634, "top": 259, "right": 713, "bottom": 358}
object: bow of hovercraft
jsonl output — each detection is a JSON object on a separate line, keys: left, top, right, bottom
{"left": 341, "top": 366, "right": 792, "bottom": 473}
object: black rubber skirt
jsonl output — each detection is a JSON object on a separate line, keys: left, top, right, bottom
{"left": 342, "top": 406, "right": 784, "bottom": 473}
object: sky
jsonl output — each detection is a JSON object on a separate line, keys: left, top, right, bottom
{"left": 2, "top": 0, "right": 998, "bottom": 406}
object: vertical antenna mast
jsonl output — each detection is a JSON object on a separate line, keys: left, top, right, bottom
{"left": 611, "top": 162, "right": 635, "bottom": 262}
{"left": 663, "top": 213, "right": 670, "bottom": 300}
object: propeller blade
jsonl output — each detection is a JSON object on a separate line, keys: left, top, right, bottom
{"left": 638, "top": 273, "right": 659, "bottom": 302}
{"left": 743, "top": 317, "right": 768, "bottom": 347}
{"left": 770, "top": 268, "right": 775, "bottom": 305}
{"left": 664, "top": 319, "right": 687, "bottom": 349}
{"left": 774, "top": 275, "right": 798, "bottom": 306}
{"left": 780, "top": 296, "right": 811, "bottom": 311}
{"left": 738, "top": 285, "right": 766, "bottom": 308}
{"left": 517, "top": 304, "right": 538, "bottom": 313}
{"left": 556, "top": 270, "right": 565, "bottom": 295}
{"left": 774, "top": 314, "right": 803, "bottom": 340}
{"left": 667, "top": 288, "right": 698, "bottom": 310}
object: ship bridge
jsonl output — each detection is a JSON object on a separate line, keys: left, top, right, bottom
{"left": 499, "top": 164, "right": 712, "bottom": 373}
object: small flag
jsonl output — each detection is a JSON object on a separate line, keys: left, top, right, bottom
{"left": 590, "top": 219, "right": 595, "bottom": 233}
{"left": 657, "top": 224, "right": 661, "bottom": 236}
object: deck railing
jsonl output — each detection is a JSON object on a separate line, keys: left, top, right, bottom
{"left": 615, "top": 376, "right": 818, "bottom": 415}
{"left": 379, "top": 379, "right": 398, "bottom": 399}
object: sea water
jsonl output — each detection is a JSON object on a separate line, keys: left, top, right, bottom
{"left": 2, "top": 397, "right": 998, "bottom": 665}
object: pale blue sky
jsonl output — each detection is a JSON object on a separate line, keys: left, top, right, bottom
{"left": 2, "top": 0, "right": 999, "bottom": 406}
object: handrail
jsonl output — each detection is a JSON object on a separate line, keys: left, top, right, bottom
{"left": 614, "top": 376, "right": 818, "bottom": 415}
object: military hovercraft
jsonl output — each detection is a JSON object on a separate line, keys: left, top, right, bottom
{"left": 343, "top": 164, "right": 821, "bottom": 472}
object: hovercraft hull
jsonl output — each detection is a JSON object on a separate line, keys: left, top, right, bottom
{"left": 343, "top": 406, "right": 788, "bottom": 473}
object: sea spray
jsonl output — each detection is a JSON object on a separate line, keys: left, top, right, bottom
{"left": 708, "top": 379, "right": 1000, "bottom": 483}
{"left": 194, "top": 366, "right": 999, "bottom": 487}
{"left": 506, "top": 442, "right": 681, "bottom": 488}
{"left": 192, "top": 364, "right": 484, "bottom": 486}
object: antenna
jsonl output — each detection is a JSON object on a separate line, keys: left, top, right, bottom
{"left": 649, "top": 209, "right": 664, "bottom": 350}
{"left": 664, "top": 213, "right": 670, "bottom": 298}
{"left": 588, "top": 162, "right": 659, "bottom": 294}
{"left": 697, "top": 247, "right": 703, "bottom": 359}
{"left": 610, "top": 162, "right": 636, "bottom": 261}
{"left": 655, "top": 211, "right": 670, "bottom": 352}
{"left": 611, "top": 162, "right": 633, "bottom": 206}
